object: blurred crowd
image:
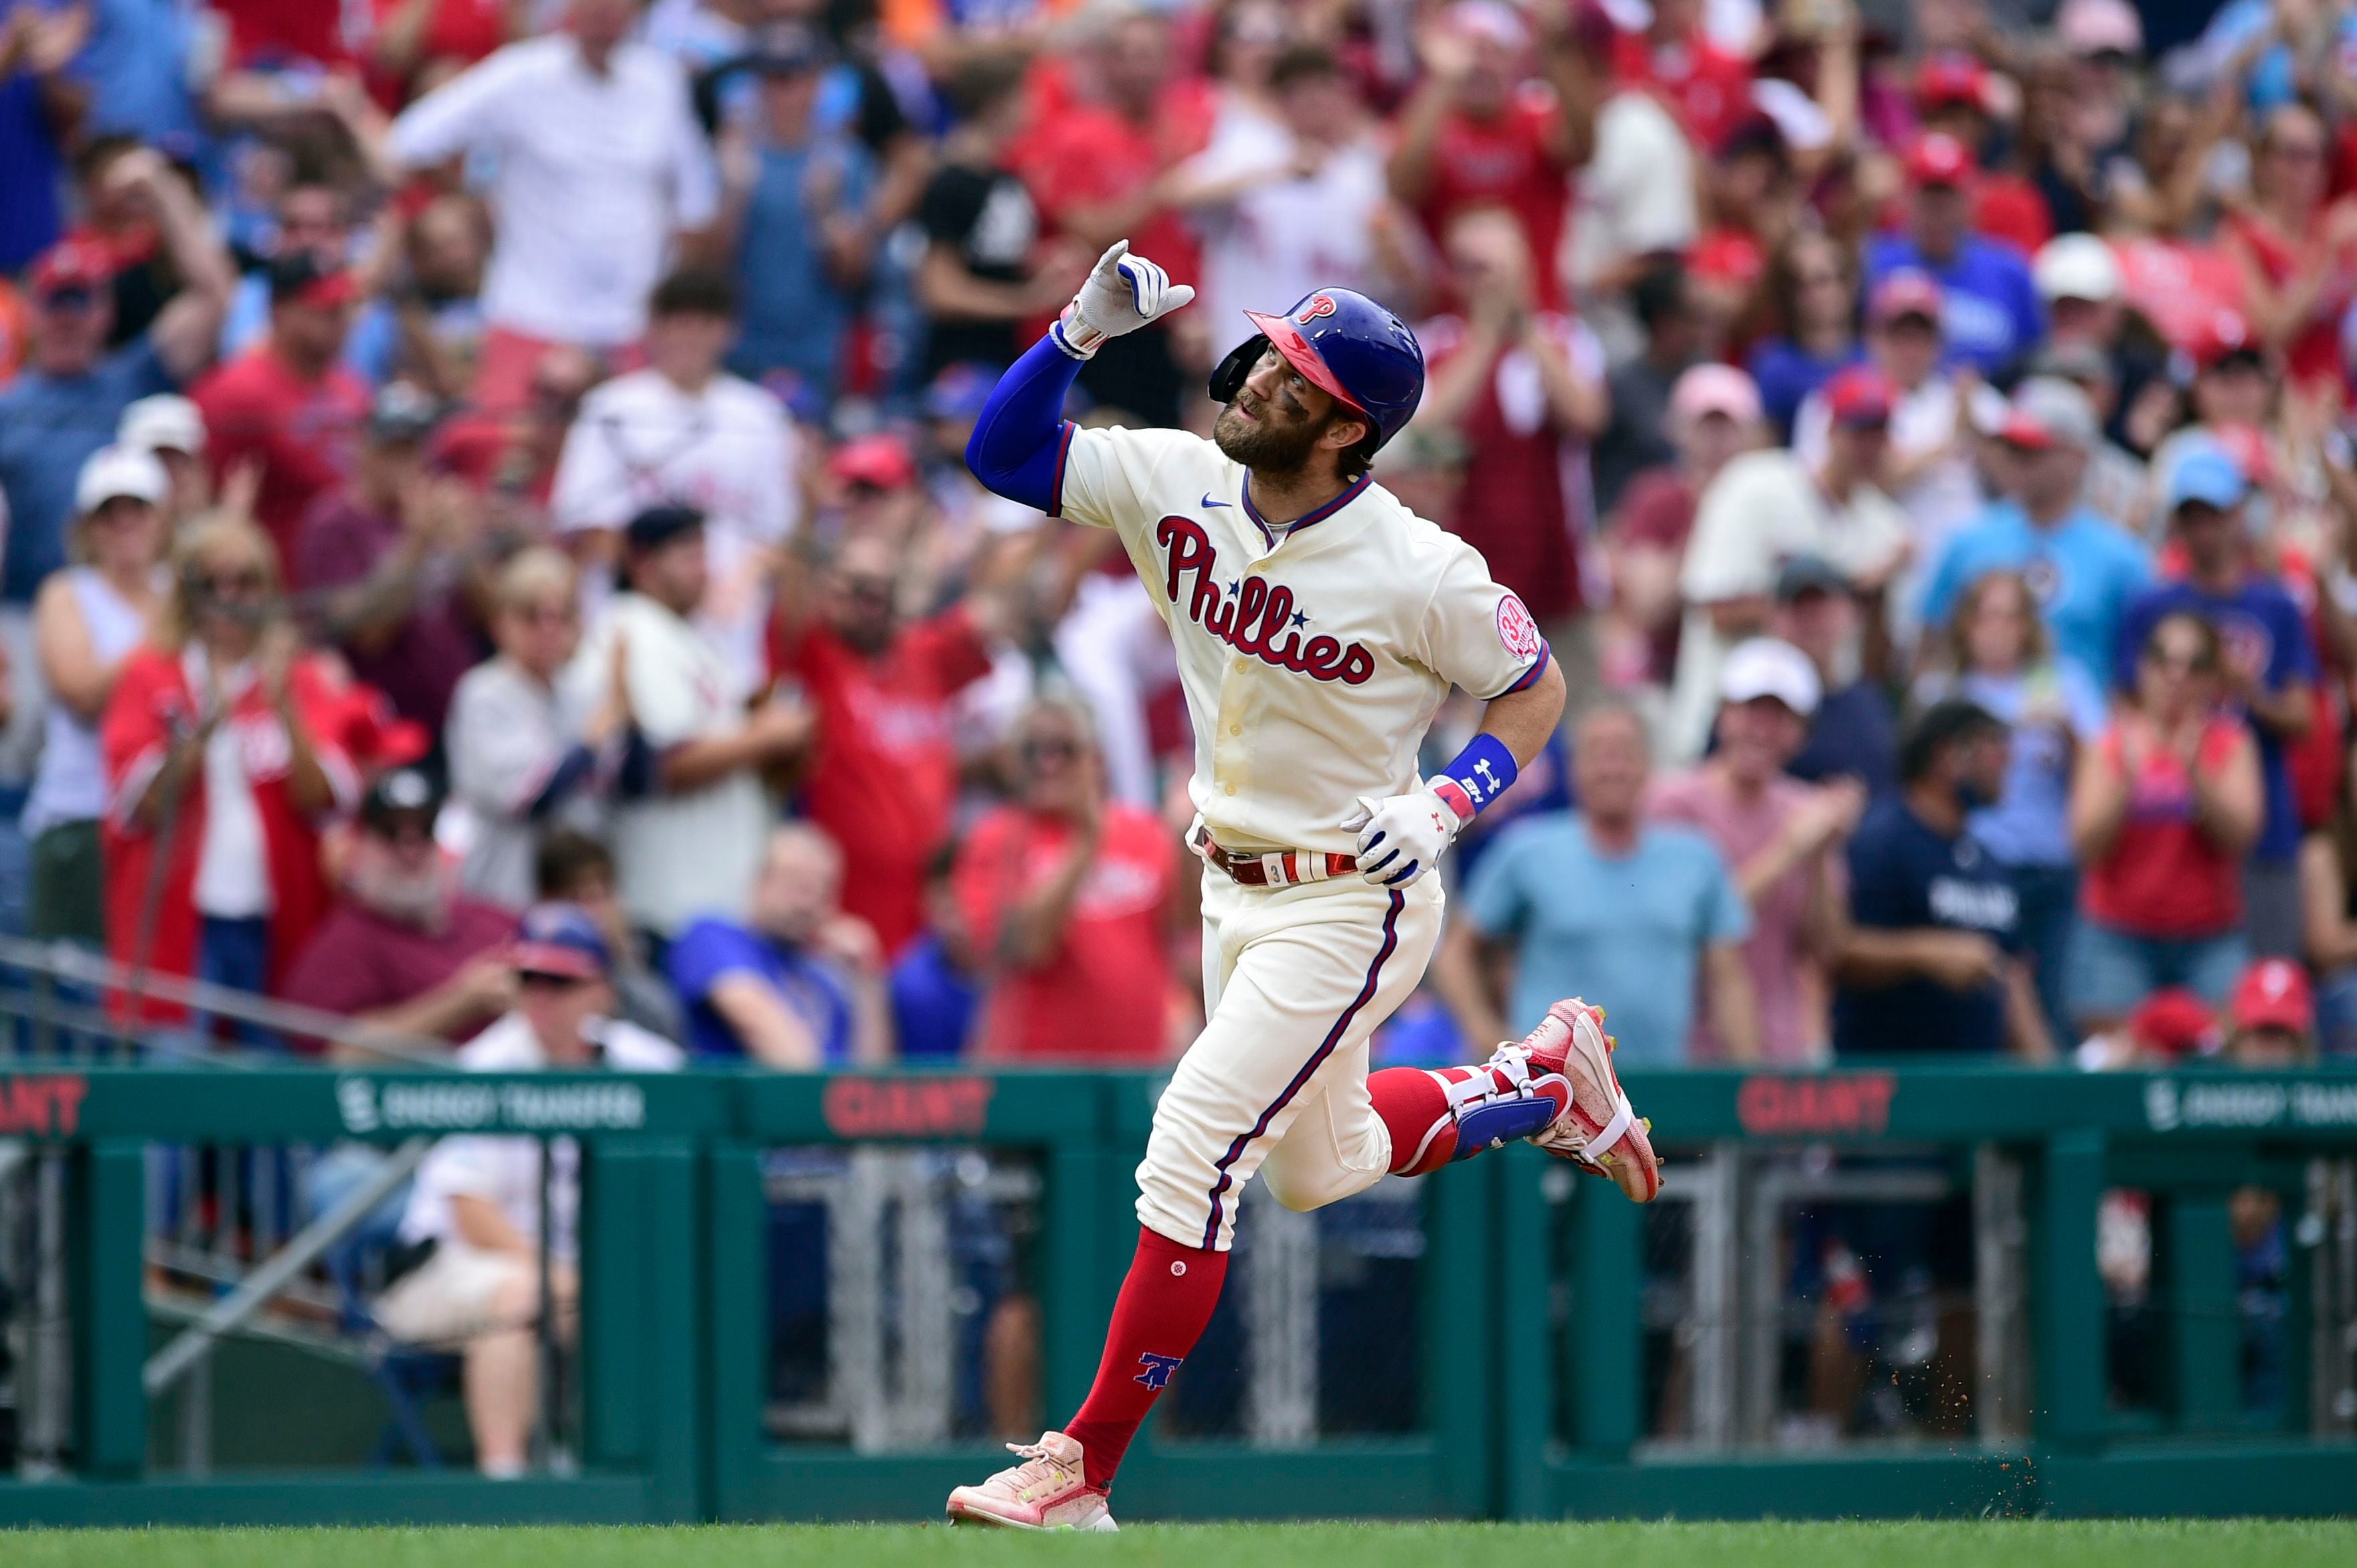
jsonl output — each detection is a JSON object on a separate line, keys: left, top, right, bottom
{"left": 5, "top": 0, "right": 2357, "bottom": 1083}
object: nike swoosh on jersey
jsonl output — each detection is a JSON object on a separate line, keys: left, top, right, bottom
{"left": 1201, "top": 493, "right": 1231, "bottom": 509}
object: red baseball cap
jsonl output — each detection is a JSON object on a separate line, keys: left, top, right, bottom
{"left": 1822, "top": 365, "right": 1895, "bottom": 428}
{"left": 1905, "top": 133, "right": 1976, "bottom": 189}
{"left": 2128, "top": 987, "right": 2221, "bottom": 1059}
{"left": 267, "top": 252, "right": 359, "bottom": 312}
{"left": 2186, "top": 306, "right": 2261, "bottom": 371}
{"left": 828, "top": 433, "right": 917, "bottom": 492}
{"left": 2232, "top": 958, "right": 2314, "bottom": 1035}
{"left": 1913, "top": 54, "right": 1992, "bottom": 114}
{"left": 28, "top": 240, "right": 113, "bottom": 297}
{"left": 1868, "top": 270, "right": 1944, "bottom": 327}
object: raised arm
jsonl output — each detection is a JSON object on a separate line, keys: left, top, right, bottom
{"left": 965, "top": 241, "right": 1193, "bottom": 512}
{"left": 964, "top": 333, "right": 1089, "bottom": 513}
{"left": 129, "top": 152, "right": 235, "bottom": 383}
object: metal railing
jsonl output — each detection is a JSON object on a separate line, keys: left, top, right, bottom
{"left": 0, "top": 1046, "right": 2355, "bottom": 1521}
{"left": 0, "top": 939, "right": 462, "bottom": 1481}
{"left": 0, "top": 934, "right": 450, "bottom": 1067}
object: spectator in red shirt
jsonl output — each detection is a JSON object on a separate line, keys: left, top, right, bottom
{"left": 1688, "top": 118, "right": 1796, "bottom": 312}
{"left": 191, "top": 254, "right": 371, "bottom": 566}
{"left": 211, "top": 0, "right": 353, "bottom": 72}
{"left": 770, "top": 530, "right": 1000, "bottom": 956}
{"left": 99, "top": 514, "right": 352, "bottom": 1027}
{"left": 1389, "top": 0, "right": 1596, "bottom": 311}
{"left": 954, "top": 695, "right": 1175, "bottom": 1062}
{"left": 366, "top": 0, "right": 521, "bottom": 107}
{"left": 2220, "top": 103, "right": 2357, "bottom": 393}
{"left": 1609, "top": 0, "right": 1751, "bottom": 155}
{"left": 1013, "top": 5, "right": 1214, "bottom": 426}
{"left": 294, "top": 383, "right": 489, "bottom": 737}
{"left": 2068, "top": 611, "right": 2264, "bottom": 1031}
{"left": 1913, "top": 52, "right": 2052, "bottom": 258}
{"left": 1419, "top": 205, "right": 1608, "bottom": 701}
{"left": 282, "top": 766, "right": 521, "bottom": 1053}
{"left": 436, "top": 341, "right": 597, "bottom": 515}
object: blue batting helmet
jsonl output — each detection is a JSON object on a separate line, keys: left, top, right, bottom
{"left": 1207, "top": 288, "right": 1425, "bottom": 452}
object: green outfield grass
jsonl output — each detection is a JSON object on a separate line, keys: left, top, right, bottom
{"left": 5, "top": 1521, "right": 2356, "bottom": 1568}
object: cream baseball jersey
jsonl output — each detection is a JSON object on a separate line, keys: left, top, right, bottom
{"left": 1055, "top": 426, "right": 1549, "bottom": 855}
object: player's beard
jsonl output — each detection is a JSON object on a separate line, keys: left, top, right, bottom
{"left": 1212, "top": 398, "right": 1330, "bottom": 477}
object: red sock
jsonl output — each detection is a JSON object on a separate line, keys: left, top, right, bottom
{"left": 1062, "top": 1227, "right": 1229, "bottom": 1488}
{"left": 1371, "top": 1066, "right": 1461, "bottom": 1175}
{"left": 1371, "top": 1063, "right": 1554, "bottom": 1176}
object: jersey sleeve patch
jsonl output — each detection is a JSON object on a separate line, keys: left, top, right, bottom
{"left": 1495, "top": 592, "right": 1543, "bottom": 663}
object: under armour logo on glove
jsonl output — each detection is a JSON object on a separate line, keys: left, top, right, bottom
{"left": 1134, "top": 1352, "right": 1184, "bottom": 1390}
{"left": 1055, "top": 240, "right": 1195, "bottom": 359}
{"left": 1343, "top": 787, "right": 1469, "bottom": 890}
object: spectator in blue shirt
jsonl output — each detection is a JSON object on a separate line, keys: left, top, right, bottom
{"left": 1862, "top": 134, "right": 2043, "bottom": 377}
{"left": 668, "top": 823, "right": 892, "bottom": 1066}
{"left": 0, "top": 157, "right": 229, "bottom": 610}
{"left": 1746, "top": 230, "right": 1866, "bottom": 442}
{"left": 1919, "top": 378, "right": 2149, "bottom": 689}
{"left": 1776, "top": 555, "right": 1899, "bottom": 805}
{"left": 1833, "top": 700, "right": 2055, "bottom": 1060}
{"left": 1434, "top": 701, "right": 1759, "bottom": 1067}
{"left": 1914, "top": 569, "right": 2107, "bottom": 1043}
{"left": 0, "top": 0, "right": 83, "bottom": 272}
{"left": 70, "top": 0, "right": 199, "bottom": 148}
{"left": 2113, "top": 442, "right": 2316, "bottom": 960}
{"left": 889, "top": 845, "right": 982, "bottom": 1059}
{"left": 720, "top": 23, "right": 877, "bottom": 408}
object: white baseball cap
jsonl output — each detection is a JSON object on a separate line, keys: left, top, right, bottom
{"left": 1719, "top": 636, "right": 1822, "bottom": 717}
{"left": 118, "top": 393, "right": 207, "bottom": 456}
{"left": 2057, "top": 0, "right": 2142, "bottom": 57}
{"left": 2033, "top": 234, "right": 2121, "bottom": 305}
{"left": 74, "top": 444, "right": 170, "bottom": 515}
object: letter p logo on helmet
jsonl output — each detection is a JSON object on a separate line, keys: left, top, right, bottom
{"left": 1294, "top": 293, "right": 1339, "bottom": 325}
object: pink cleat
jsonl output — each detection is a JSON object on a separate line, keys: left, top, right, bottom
{"left": 944, "top": 1431, "right": 1118, "bottom": 1531}
{"left": 1490, "top": 998, "right": 1662, "bottom": 1203}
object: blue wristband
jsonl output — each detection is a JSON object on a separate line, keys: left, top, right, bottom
{"left": 1432, "top": 733, "right": 1518, "bottom": 822}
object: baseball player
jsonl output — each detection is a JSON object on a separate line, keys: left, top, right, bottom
{"left": 946, "top": 242, "right": 1661, "bottom": 1531}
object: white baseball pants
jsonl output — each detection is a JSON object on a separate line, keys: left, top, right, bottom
{"left": 1135, "top": 866, "right": 1445, "bottom": 1251}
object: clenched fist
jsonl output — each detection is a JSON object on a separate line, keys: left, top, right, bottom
{"left": 1342, "top": 786, "right": 1471, "bottom": 890}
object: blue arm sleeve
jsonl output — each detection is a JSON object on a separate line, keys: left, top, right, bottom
{"left": 964, "top": 332, "right": 1087, "bottom": 515}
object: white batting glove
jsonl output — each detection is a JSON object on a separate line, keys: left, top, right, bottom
{"left": 1053, "top": 240, "right": 1195, "bottom": 359}
{"left": 1342, "top": 788, "right": 1472, "bottom": 890}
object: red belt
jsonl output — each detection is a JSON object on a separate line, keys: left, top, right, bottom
{"left": 1191, "top": 824, "right": 1357, "bottom": 888}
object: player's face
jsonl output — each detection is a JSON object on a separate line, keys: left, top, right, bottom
{"left": 1213, "top": 347, "right": 1362, "bottom": 478}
